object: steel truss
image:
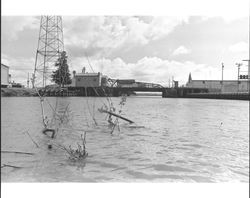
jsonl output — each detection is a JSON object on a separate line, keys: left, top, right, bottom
{"left": 33, "top": 16, "right": 64, "bottom": 87}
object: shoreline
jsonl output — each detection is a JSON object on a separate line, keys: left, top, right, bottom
{"left": 1, "top": 88, "right": 38, "bottom": 97}
{"left": 1, "top": 87, "right": 249, "bottom": 100}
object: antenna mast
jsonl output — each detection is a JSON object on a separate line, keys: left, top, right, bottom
{"left": 33, "top": 16, "right": 64, "bottom": 88}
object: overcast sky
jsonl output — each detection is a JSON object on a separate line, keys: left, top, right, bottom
{"left": 1, "top": 16, "right": 249, "bottom": 86}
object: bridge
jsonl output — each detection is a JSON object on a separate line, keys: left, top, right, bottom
{"left": 107, "top": 79, "right": 208, "bottom": 97}
{"left": 106, "top": 78, "right": 164, "bottom": 88}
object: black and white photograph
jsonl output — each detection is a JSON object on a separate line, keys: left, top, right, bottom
{"left": 1, "top": 0, "right": 249, "bottom": 197}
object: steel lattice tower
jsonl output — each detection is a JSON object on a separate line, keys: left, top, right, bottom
{"left": 33, "top": 16, "right": 64, "bottom": 87}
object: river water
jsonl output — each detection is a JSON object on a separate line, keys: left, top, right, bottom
{"left": 1, "top": 97, "right": 249, "bottom": 182}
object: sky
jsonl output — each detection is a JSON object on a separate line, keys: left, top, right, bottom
{"left": 1, "top": 15, "right": 249, "bottom": 86}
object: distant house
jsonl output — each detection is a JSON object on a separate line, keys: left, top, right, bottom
{"left": 1, "top": 63, "right": 10, "bottom": 88}
{"left": 186, "top": 73, "right": 248, "bottom": 93}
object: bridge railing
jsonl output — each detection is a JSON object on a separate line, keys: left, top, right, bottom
{"left": 106, "top": 79, "right": 164, "bottom": 88}
{"left": 136, "top": 82, "right": 164, "bottom": 88}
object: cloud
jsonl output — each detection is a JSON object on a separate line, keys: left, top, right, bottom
{"left": 2, "top": 16, "right": 247, "bottom": 85}
{"left": 1, "top": 16, "right": 39, "bottom": 41}
{"left": 1, "top": 54, "right": 10, "bottom": 66}
{"left": 1, "top": 54, "right": 35, "bottom": 84}
{"left": 69, "top": 56, "right": 207, "bottom": 86}
{"left": 172, "top": 46, "right": 191, "bottom": 55}
{"left": 63, "top": 16, "right": 187, "bottom": 58}
{"left": 229, "top": 42, "right": 248, "bottom": 53}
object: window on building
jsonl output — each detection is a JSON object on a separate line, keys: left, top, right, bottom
{"left": 202, "top": 81, "right": 205, "bottom": 84}
{"left": 78, "top": 78, "right": 80, "bottom": 81}
{"left": 93, "top": 78, "right": 96, "bottom": 82}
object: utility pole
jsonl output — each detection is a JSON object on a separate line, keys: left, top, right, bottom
{"left": 236, "top": 63, "right": 242, "bottom": 92}
{"left": 31, "top": 73, "right": 36, "bottom": 88}
{"left": 242, "top": 59, "right": 250, "bottom": 93}
{"left": 221, "top": 63, "right": 224, "bottom": 81}
{"left": 27, "top": 72, "right": 30, "bottom": 88}
{"left": 221, "top": 63, "right": 224, "bottom": 93}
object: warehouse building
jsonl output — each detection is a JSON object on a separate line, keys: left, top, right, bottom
{"left": 186, "top": 73, "right": 248, "bottom": 93}
{"left": 1, "top": 63, "right": 10, "bottom": 88}
{"left": 71, "top": 67, "right": 102, "bottom": 87}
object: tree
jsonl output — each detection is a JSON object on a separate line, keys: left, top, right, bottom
{"left": 51, "top": 51, "right": 72, "bottom": 87}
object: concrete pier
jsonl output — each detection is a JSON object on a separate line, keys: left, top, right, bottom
{"left": 186, "top": 92, "right": 250, "bottom": 100}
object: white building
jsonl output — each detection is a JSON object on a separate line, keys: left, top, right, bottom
{"left": 1, "top": 64, "right": 10, "bottom": 87}
{"left": 186, "top": 73, "right": 248, "bottom": 93}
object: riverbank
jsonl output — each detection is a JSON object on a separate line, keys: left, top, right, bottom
{"left": 1, "top": 88, "right": 38, "bottom": 97}
{"left": 186, "top": 92, "right": 250, "bottom": 100}
{"left": 1, "top": 87, "right": 249, "bottom": 100}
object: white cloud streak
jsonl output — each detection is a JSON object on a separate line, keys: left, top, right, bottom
{"left": 173, "top": 46, "right": 191, "bottom": 56}
{"left": 229, "top": 42, "right": 249, "bottom": 53}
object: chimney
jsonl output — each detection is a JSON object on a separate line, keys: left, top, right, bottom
{"left": 82, "top": 67, "right": 86, "bottom": 74}
{"left": 188, "top": 73, "right": 192, "bottom": 83}
{"left": 73, "top": 70, "right": 76, "bottom": 77}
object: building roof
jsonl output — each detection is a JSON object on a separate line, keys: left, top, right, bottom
{"left": 1, "top": 63, "right": 9, "bottom": 69}
{"left": 75, "top": 73, "right": 101, "bottom": 77}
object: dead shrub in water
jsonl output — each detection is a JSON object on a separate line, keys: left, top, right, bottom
{"left": 60, "top": 133, "right": 88, "bottom": 161}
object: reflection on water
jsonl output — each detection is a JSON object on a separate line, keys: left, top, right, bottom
{"left": 1, "top": 97, "right": 249, "bottom": 182}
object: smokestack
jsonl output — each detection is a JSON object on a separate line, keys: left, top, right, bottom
{"left": 82, "top": 67, "right": 86, "bottom": 74}
{"left": 73, "top": 70, "right": 76, "bottom": 77}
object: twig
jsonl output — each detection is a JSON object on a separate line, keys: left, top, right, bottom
{"left": 59, "top": 103, "right": 70, "bottom": 123}
{"left": 1, "top": 150, "right": 34, "bottom": 155}
{"left": 85, "top": 86, "right": 98, "bottom": 126}
{"left": 25, "top": 131, "right": 40, "bottom": 148}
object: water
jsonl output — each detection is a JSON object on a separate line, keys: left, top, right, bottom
{"left": 1, "top": 97, "right": 249, "bottom": 182}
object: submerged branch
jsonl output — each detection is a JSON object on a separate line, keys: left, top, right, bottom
{"left": 1, "top": 150, "right": 34, "bottom": 155}
{"left": 98, "top": 109, "right": 134, "bottom": 124}
{"left": 1, "top": 164, "right": 23, "bottom": 169}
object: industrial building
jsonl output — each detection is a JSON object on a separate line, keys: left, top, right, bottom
{"left": 186, "top": 73, "right": 248, "bottom": 93}
{"left": 71, "top": 67, "right": 102, "bottom": 87}
{"left": 1, "top": 63, "right": 10, "bottom": 88}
